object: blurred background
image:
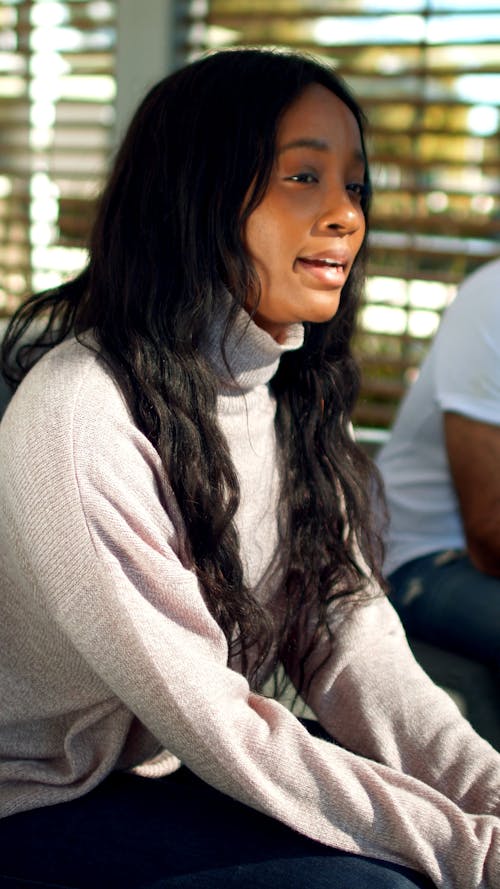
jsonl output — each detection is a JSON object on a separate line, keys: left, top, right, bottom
{"left": 0, "top": 0, "right": 498, "bottom": 430}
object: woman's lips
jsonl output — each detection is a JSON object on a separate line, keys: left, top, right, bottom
{"left": 295, "top": 256, "right": 347, "bottom": 287}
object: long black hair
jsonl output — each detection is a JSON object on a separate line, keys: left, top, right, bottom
{"left": 2, "top": 47, "right": 386, "bottom": 692}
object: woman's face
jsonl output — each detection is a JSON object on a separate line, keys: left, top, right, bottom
{"left": 244, "top": 83, "right": 367, "bottom": 342}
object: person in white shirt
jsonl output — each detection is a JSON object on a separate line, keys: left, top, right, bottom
{"left": 377, "top": 257, "right": 500, "bottom": 719}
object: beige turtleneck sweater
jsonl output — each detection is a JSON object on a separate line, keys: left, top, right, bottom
{"left": 0, "top": 312, "right": 499, "bottom": 888}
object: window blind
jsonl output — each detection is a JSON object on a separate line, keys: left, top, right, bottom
{"left": 0, "top": 0, "right": 116, "bottom": 316}
{"left": 177, "top": 0, "right": 500, "bottom": 426}
{"left": 2, "top": 1, "right": 498, "bottom": 427}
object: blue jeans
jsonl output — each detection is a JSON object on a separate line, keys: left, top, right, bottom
{"left": 388, "top": 550, "right": 500, "bottom": 672}
{"left": 389, "top": 550, "right": 500, "bottom": 748}
{"left": 0, "top": 723, "right": 435, "bottom": 889}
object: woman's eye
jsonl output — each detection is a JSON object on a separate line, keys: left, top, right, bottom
{"left": 347, "top": 182, "right": 368, "bottom": 200}
{"left": 286, "top": 172, "right": 318, "bottom": 184}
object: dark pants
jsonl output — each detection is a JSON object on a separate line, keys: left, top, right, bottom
{"left": 0, "top": 723, "right": 435, "bottom": 889}
{"left": 388, "top": 550, "right": 500, "bottom": 749}
{"left": 389, "top": 550, "right": 500, "bottom": 672}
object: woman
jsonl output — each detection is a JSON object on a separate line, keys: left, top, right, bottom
{"left": 0, "top": 48, "right": 498, "bottom": 889}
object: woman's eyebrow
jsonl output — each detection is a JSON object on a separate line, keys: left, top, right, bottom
{"left": 277, "top": 139, "right": 366, "bottom": 169}
{"left": 278, "top": 138, "right": 329, "bottom": 155}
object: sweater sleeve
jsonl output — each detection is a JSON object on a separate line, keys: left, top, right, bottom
{"left": 3, "top": 349, "right": 500, "bottom": 889}
{"left": 301, "top": 595, "right": 500, "bottom": 821}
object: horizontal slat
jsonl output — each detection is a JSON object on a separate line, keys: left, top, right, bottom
{"left": 0, "top": 52, "right": 115, "bottom": 70}
{"left": 184, "top": 4, "right": 500, "bottom": 19}
{"left": 203, "top": 1, "right": 500, "bottom": 14}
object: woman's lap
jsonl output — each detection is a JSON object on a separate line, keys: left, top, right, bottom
{"left": 148, "top": 855, "right": 433, "bottom": 889}
{"left": 0, "top": 766, "right": 434, "bottom": 889}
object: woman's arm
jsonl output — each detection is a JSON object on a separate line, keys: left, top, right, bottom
{"left": 302, "top": 594, "right": 500, "bottom": 821}
{"left": 444, "top": 412, "right": 500, "bottom": 576}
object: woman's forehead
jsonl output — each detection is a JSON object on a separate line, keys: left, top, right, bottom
{"left": 277, "top": 83, "right": 364, "bottom": 162}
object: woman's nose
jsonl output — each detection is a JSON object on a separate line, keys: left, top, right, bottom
{"left": 315, "top": 189, "right": 364, "bottom": 235}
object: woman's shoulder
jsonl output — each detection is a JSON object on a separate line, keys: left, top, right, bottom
{"left": 3, "top": 336, "right": 129, "bottom": 433}
{"left": 28, "top": 334, "right": 119, "bottom": 397}
{"left": 0, "top": 337, "right": 144, "bottom": 504}
{"left": 0, "top": 335, "right": 169, "bottom": 538}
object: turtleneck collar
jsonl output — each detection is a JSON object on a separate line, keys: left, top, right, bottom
{"left": 201, "top": 296, "right": 304, "bottom": 391}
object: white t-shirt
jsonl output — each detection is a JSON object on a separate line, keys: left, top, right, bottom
{"left": 377, "top": 257, "right": 500, "bottom": 577}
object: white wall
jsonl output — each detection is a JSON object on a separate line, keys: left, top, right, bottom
{"left": 115, "top": 0, "right": 177, "bottom": 142}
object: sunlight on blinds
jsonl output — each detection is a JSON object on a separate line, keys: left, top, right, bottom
{"left": 0, "top": 0, "right": 116, "bottom": 313}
